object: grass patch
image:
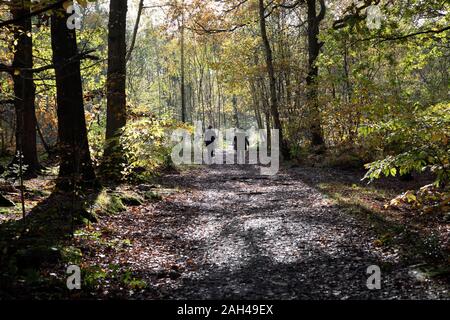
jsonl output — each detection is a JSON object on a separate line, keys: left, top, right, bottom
{"left": 82, "top": 264, "right": 147, "bottom": 291}
{"left": 0, "top": 207, "right": 18, "bottom": 216}
{"left": 29, "top": 189, "right": 51, "bottom": 198}
{"left": 60, "top": 246, "right": 83, "bottom": 265}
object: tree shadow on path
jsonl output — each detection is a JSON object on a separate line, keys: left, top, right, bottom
{"left": 129, "top": 163, "right": 449, "bottom": 299}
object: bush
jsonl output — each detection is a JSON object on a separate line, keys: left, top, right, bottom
{"left": 120, "top": 115, "right": 188, "bottom": 181}
{"left": 362, "top": 103, "right": 449, "bottom": 187}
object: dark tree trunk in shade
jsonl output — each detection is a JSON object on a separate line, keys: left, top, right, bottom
{"left": 10, "top": 2, "right": 40, "bottom": 178}
{"left": 50, "top": 8, "right": 96, "bottom": 189}
{"left": 306, "top": 0, "right": 326, "bottom": 148}
{"left": 104, "top": 0, "right": 127, "bottom": 175}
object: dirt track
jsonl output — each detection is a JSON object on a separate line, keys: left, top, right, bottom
{"left": 86, "top": 162, "right": 449, "bottom": 299}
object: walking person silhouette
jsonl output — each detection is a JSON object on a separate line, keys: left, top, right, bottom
{"left": 205, "top": 125, "right": 216, "bottom": 161}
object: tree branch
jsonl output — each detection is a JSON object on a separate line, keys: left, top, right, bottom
{"left": 0, "top": 63, "right": 12, "bottom": 74}
{"left": 0, "top": 0, "right": 67, "bottom": 28}
{"left": 333, "top": 0, "right": 380, "bottom": 30}
{"left": 126, "top": 0, "right": 145, "bottom": 62}
{"left": 0, "top": 99, "right": 15, "bottom": 105}
{"left": 378, "top": 25, "right": 450, "bottom": 42}
{"left": 317, "top": 0, "right": 326, "bottom": 21}
{"left": 0, "top": 49, "right": 98, "bottom": 74}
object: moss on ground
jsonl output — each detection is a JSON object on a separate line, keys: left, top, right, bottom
{"left": 119, "top": 193, "right": 144, "bottom": 206}
{"left": 143, "top": 191, "right": 163, "bottom": 202}
{"left": 92, "top": 191, "right": 126, "bottom": 215}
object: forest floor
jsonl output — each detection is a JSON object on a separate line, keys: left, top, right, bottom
{"left": 0, "top": 158, "right": 449, "bottom": 299}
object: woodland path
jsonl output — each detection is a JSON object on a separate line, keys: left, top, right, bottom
{"left": 89, "top": 162, "right": 449, "bottom": 300}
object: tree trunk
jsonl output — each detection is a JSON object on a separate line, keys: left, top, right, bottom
{"left": 11, "top": 2, "right": 40, "bottom": 178}
{"left": 306, "top": 0, "right": 326, "bottom": 149}
{"left": 250, "top": 80, "right": 263, "bottom": 129}
{"left": 126, "top": 0, "right": 144, "bottom": 62}
{"left": 232, "top": 95, "right": 239, "bottom": 128}
{"left": 258, "top": 0, "right": 289, "bottom": 159}
{"left": 51, "top": 7, "right": 96, "bottom": 189}
{"left": 104, "top": 0, "right": 128, "bottom": 176}
{"left": 180, "top": 0, "right": 187, "bottom": 122}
